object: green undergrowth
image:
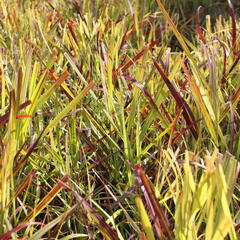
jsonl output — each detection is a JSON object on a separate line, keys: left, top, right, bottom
{"left": 0, "top": 0, "right": 239, "bottom": 239}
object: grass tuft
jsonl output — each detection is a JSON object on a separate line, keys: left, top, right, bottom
{"left": 0, "top": 0, "right": 239, "bottom": 239}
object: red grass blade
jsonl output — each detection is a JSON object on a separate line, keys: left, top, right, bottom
{"left": 16, "top": 115, "right": 32, "bottom": 119}
{"left": 196, "top": 6, "right": 206, "bottom": 44}
{"left": 0, "top": 222, "right": 44, "bottom": 240}
{"left": 153, "top": 59, "right": 198, "bottom": 139}
{"left": 168, "top": 107, "right": 183, "bottom": 147}
{"left": 228, "top": 5, "right": 237, "bottom": 56}
{"left": 219, "top": 40, "right": 227, "bottom": 85}
{"left": 13, "top": 130, "right": 44, "bottom": 175}
{"left": 68, "top": 20, "right": 80, "bottom": 48}
{"left": 115, "top": 38, "right": 160, "bottom": 75}
{"left": 171, "top": 118, "right": 203, "bottom": 146}
{"left": 135, "top": 164, "right": 174, "bottom": 240}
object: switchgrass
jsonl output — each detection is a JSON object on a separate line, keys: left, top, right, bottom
{"left": 0, "top": 0, "right": 239, "bottom": 239}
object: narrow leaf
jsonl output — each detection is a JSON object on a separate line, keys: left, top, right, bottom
{"left": 21, "top": 175, "right": 70, "bottom": 224}
{"left": 153, "top": 59, "right": 198, "bottom": 139}
{"left": 0, "top": 222, "right": 44, "bottom": 240}
{"left": 136, "top": 164, "right": 174, "bottom": 240}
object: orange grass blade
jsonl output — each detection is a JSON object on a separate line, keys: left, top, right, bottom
{"left": 21, "top": 175, "right": 70, "bottom": 224}
{"left": 48, "top": 70, "right": 75, "bottom": 100}
{"left": 7, "top": 169, "right": 37, "bottom": 207}
{"left": 115, "top": 38, "right": 160, "bottom": 74}
{"left": 0, "top": 100, "right": 31, "bottom": 126}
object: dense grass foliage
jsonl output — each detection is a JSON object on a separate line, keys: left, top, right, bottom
{"left": 0, "top": 0, "right": 239, "bottom": 239}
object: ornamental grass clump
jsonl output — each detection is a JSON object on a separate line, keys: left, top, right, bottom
{"left": 0, "top": 0, "right": 239, "bottom": 239}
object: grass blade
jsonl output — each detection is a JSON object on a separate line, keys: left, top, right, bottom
{"left": 41, "top": 80, "right": 95, "bottom": 139}
{"left": 21, "top": 175, "right": 70, "bottom": 224}
{"left": 136, "top": 164, "right": 174, "bottom": 240}
{"left": 0, "top": 222, "right": 44, "bottom": 240}
{"left": 135, "top": 197, "right": 155, "bottom": 240}
{"left": 153, "top": 59, "right": 198, "bottom": 139}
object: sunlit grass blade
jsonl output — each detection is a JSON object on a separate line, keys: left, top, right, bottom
{"left": 36, "top": 70, "right": 70, "bottom": 110}
{"left": 181, "top": 61, "right": 218, "bottom": 144}
{"left": 41, "top": 80, "right": 95, "bottom": 138}
{"left": 135, "top": 197, "right": 155, "bottom": 240}
{"left": 156, "top": 0, "right": 191, "bottom": 58}
{"left": 175, "top": 150, "right": 237, "bottom": 239}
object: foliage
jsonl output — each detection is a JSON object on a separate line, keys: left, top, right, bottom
{"left": 0, "top": 0, "right": 239, "bottom": 239}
